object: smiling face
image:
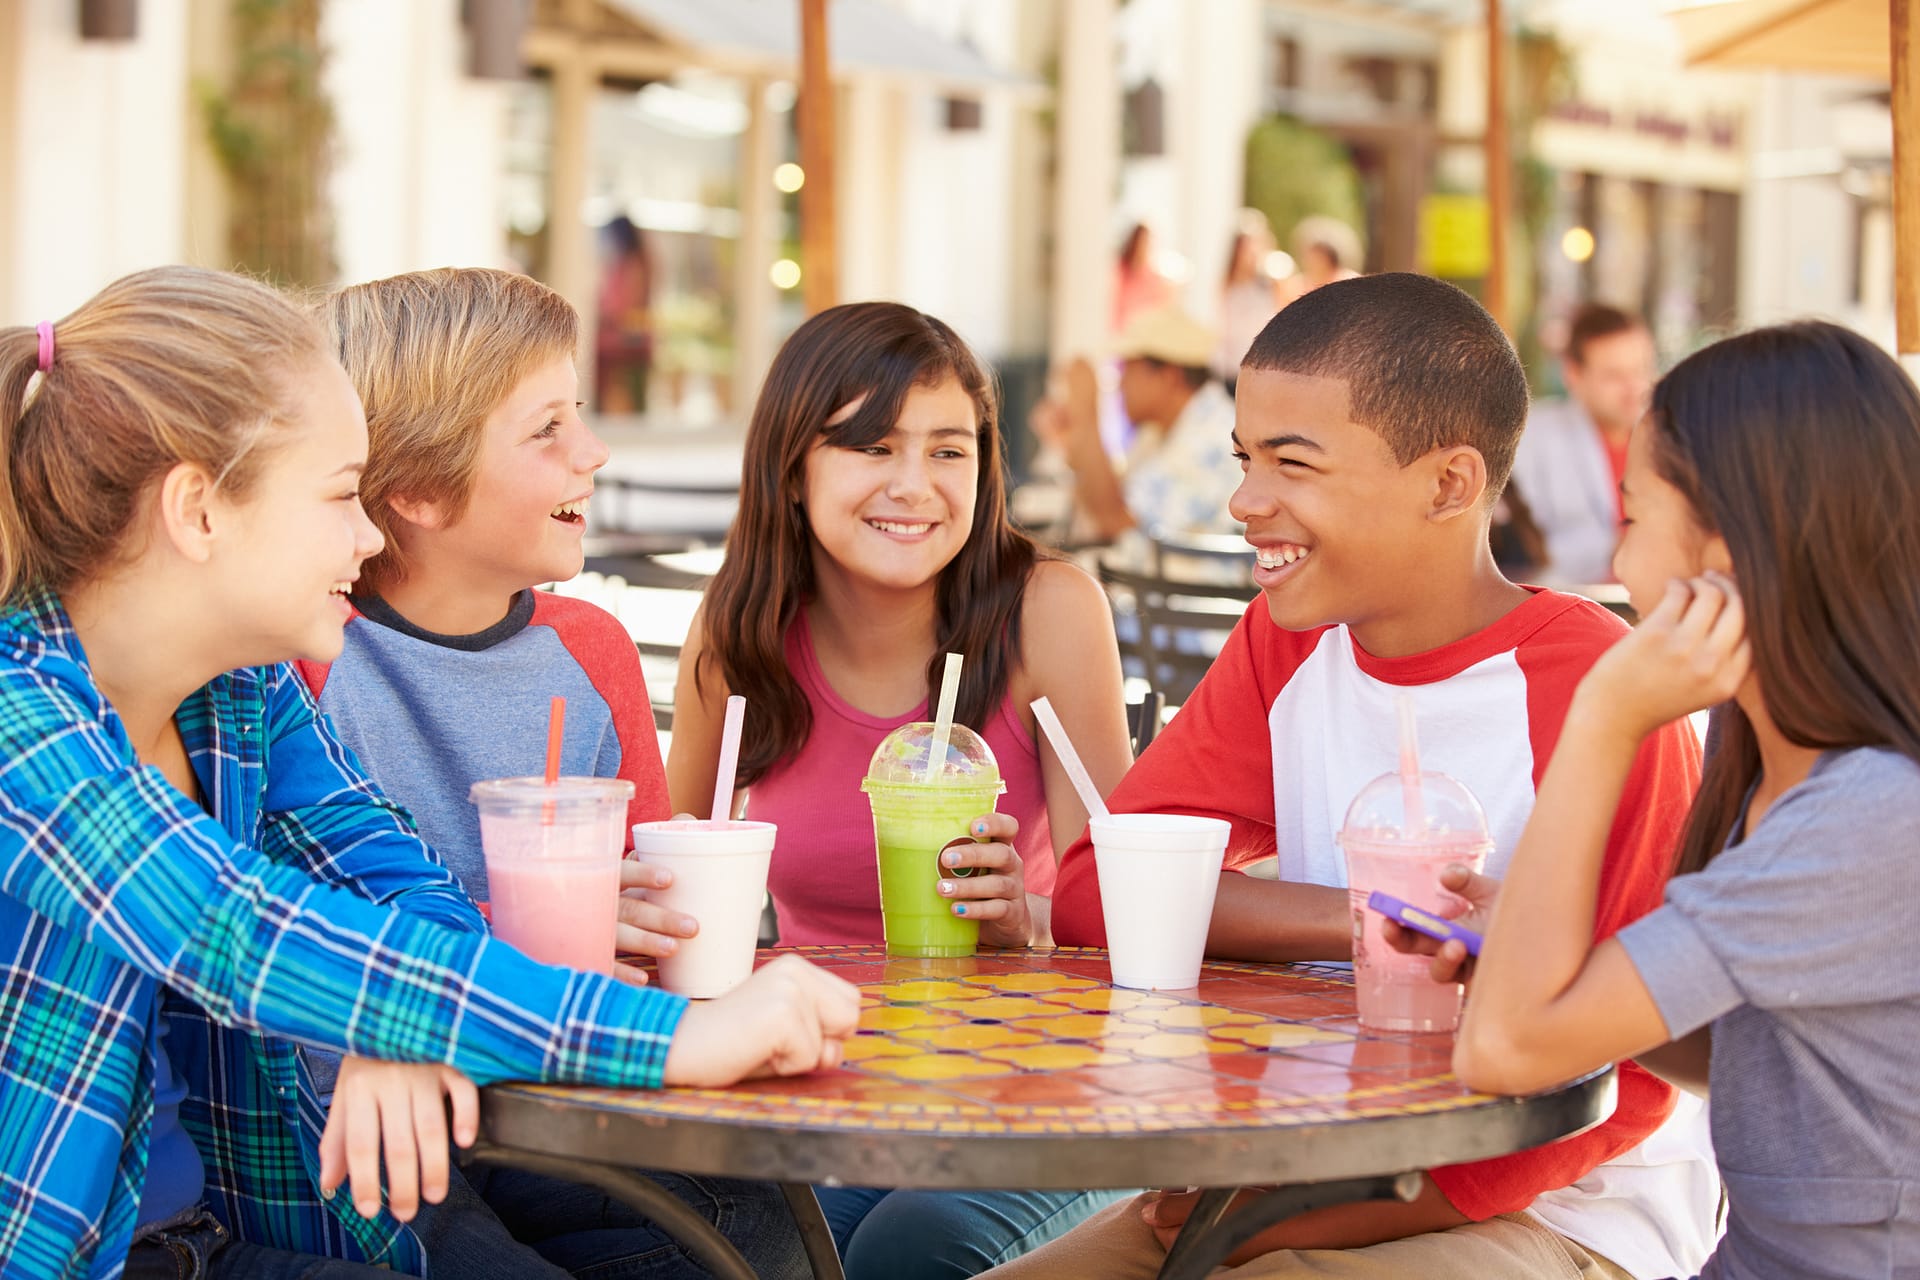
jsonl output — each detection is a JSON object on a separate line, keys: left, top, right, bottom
{"left": 800, "top": 377, "right": 981, "bottom": 596}
{"left": 213, "top": 356, "right": 385, "bottom": 664}
{"left": 411, "top": 353, "right": 609, "bottom": 597}
{"left": 1612, "top": 420, "right": 1720, "bottom": 616}
{"left": 1229, "top": 369, "right": 1442, "bottom": 634}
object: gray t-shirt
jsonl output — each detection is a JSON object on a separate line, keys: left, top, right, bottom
{"left": 1617, "top": 747, "right": 1920, "bottom": 1279}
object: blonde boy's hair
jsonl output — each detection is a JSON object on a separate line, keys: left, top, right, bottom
{"left": 322, "top": 267, "right": 578, "bottom": 587}
{"left": 0, "top": 266, "right": 326, "bottom": 603}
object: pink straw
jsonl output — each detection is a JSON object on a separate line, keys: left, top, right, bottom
{"left": 1396, "top": 693, "right": 1425, "bottom": 839}
{"left": 710, "top": 695, "right": 745, "bottom": 824}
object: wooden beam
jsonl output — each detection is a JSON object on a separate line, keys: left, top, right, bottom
{"left": 1485, "top": 0, "right": 1511, "bottom": 334}
{"left": 1896, "top": 0, "right": 1918, "bottom": 352}
{"left": 798, "top": 0, "right": 838, "bottom": 313}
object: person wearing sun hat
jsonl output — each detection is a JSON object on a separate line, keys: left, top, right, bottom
{"left": 1031, "top": 305, "right": 1243, "bottom": 552}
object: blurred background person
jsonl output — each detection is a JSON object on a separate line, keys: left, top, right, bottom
{"left": 595, "top": 215, "right": 654, "bottom": 415}
{"left": 1214, "top": 209, "right": 1283, "bottom": 392}
{"left": 1509, "top": 303, "right": 1657, "bottom": 585}
{"left": 1031, "top": 306, "right": 1239, "bottom": 559}
{"left": 1276, "top": 215, "right": 1362, "bottom": 306}
{"left": 1111, "top": 222, "right": 1172, "bottom": 335}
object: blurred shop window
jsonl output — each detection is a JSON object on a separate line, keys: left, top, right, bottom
{"left": 503, "top": 72, "right": 765, "bottom": 425}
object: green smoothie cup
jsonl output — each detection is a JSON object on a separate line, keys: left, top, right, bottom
{"left": 861, "top": 721, "right": 1006, "bottom": 958}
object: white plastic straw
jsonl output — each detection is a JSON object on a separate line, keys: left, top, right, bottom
{"left": 1030, "top": 696, "right": 1110, "bottom": 821}
{"left": 711, "top": 694, "right": 745, "bottom": 824}
{"left": 1396, "top": 693, "right": 1425, "bottom": 838}
{"left": 924, "top": 653, "right": 964, "bottom": 783}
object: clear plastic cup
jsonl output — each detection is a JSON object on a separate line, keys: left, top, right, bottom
{"left": 861, "top": 722, "right": 1006, "bottom": 958}
{"left": 630, "top": 819, "right": 777, "bottom": 998}
{"left": 469, "top": 777, "right": 633, "bottom": 974}
{"left": 1337, "top": 771, "right": 1492, "bottom": 1032}
{"left": 1091, "top": 813, "right": 1231, "bottom": 989}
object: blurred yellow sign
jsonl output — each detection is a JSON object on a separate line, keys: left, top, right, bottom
{"left": 1421, "top": 194, "right": 1491, "bottom": 279}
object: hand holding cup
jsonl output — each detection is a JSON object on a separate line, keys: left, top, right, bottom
{"left": 935, "top": 811, "right": 1031, "bottom": 947}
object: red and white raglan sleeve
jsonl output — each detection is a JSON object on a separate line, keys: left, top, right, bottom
{"left": 1051, "top": 600, "right": 1287, "bottom": 946}
{"left": 535, "top": 594, "right": 672, "bottom": 839}
{"left": 1429, "top": 608, "right": 1704, "bottom": 1219}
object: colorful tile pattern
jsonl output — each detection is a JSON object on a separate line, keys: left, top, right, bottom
{"left": 499, "top": 948, "right": 1498, "bottom": 1138}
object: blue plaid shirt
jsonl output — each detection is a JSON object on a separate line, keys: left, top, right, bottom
{"left": 0, "top": 592, "right": 687, "bottom": 1279}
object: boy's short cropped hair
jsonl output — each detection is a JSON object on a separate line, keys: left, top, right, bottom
{"left": 323, "top": 268, "right": 578, "bottom": 585}
{"left": 1243, "top": 272, "right": 1529, "bottom": 497}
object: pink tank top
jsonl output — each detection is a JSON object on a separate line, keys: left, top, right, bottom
{"left": 747, "top": 613, "right": 1055, "bottom": 947}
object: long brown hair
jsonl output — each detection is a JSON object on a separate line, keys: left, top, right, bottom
{"left": 1654, "top": 322, "right": 1920, "bottom": 873}
{"left": 699, "top": 302, "right": 1040, "bottom": 785}
{"left": 1, "top": 267, "right": 325, "bottom": 604}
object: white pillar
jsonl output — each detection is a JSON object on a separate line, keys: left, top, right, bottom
{"left": 1050, "top": 0, "right": 1119, "bottom": 359}
{"left": 325, "top": 0, "right": 510, "bottom": 285}
{"left": 1174, "top": 0, "right": 1261, "bottom": 321}
{"left": 839, "top": 77, "right": 902, "bottom": 303}
{"left": 548, "top": 49, "right": 596, "bottom": 343}
{"left": 733, "top": 77, "right": 779, "bottom": 411}
{"left": 4, "top": 0, "right": 189, "bottom": 319}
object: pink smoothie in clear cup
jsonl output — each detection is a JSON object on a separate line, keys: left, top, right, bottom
{"left": 1337, "top": 770, "right": 1492, "bottom": 1033}
{"left": 470, "top": 776, "right": 632, "bottom": 973}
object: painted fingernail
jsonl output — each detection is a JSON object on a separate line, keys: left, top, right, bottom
{"left": 944, "top": 850, "right": 961, "bottom": 866}
{"left": 973, "top": 820, "right": 988, "bottom": 836}
{"left": 938, "top": 881, "right": 954, "bottom": 895}
{"left": 954, "top": 903, "right": 967, "bottom": 916}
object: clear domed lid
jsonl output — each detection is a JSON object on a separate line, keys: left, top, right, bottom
{"left": 861, "top": 722, "right": 1004, "bottom": 790}
{"left": 1338, "top": 770, "right": 1490, "bottom": 848}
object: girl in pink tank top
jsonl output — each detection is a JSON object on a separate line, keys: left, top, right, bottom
{"left": 661, "top": 301, "right": 1138, "bottom": 1280}
{"left": 666, "top": 302, "right": 1133, "bottom": 951}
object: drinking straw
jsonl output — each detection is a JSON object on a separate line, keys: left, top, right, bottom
{"left": 924, "top": 653, "right": 964, "bottom": 783}
{"left": 1396, "top": 693, "right": 1425, "bottom": 839}
{"left": 711, "top": 694, "right": 746, "bottom": 824}
{"left": 542, "top": 696, "right": 566, "bottom": 839}
{"left": 1030, "top": 696, "right": 1110, "bottom": 821}
{"left": 544, "top": 696, "right": 566, "bottom": 786}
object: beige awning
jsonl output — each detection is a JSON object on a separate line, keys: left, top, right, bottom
{"left": 603, "top": 0, "right": 1041, "bottom": 96}
{"left": 1671, "top": 0, "right": 1889, "bottom": 79}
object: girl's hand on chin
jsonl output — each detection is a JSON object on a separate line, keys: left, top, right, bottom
{"left": 1578, "top": 571, "right": 1752, "bottom": 742}
{"left": 937, "top": 811, "right": 1033, "bottom": 948}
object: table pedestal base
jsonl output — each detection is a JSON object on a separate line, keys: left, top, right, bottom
{"left": 460, "top": 1140, "right": 846, "bottom": 1280}
{"left": 1157, "top": 1172, "right": 1426, "bottom": 1280}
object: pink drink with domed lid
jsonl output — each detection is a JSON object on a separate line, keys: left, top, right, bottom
{"left": 1339, "top": 770, "right": 1492, "bottom": 1032}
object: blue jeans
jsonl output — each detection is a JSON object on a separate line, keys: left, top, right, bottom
{"left": 417, "top": 1160, "right": 807, "bottom": 1280}
{"left": 815, "top": 1185, "right": 1130, "bottom": 1280}
{"left": 125, "top": 1210, "right": 390, "bottom": 1279}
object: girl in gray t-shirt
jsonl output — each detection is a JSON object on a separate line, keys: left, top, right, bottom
{"left": 1392, "top": 322, "right": 1920, "bottom": 1279}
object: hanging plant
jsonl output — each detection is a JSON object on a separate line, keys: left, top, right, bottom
{"left": 197, "top": 0, "right": 337, "bottom": 288}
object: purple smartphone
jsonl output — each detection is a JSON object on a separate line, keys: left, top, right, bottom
{"left": 1366, "top": 890, "right": 1483, "bottom": 956}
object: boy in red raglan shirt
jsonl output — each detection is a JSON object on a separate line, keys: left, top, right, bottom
{"left": 983, "top": 275, "right": 1718, "bottom": 1280}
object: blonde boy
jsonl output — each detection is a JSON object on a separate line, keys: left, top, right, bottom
{"left": 300, "top": 268, "right": 790, "bottom": 1279}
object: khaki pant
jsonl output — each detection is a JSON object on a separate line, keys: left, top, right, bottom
{"left": 975, "top": 1194, "right": 1637, "bottom": 1280}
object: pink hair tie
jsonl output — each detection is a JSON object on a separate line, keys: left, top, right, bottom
{"left": 35, "top": 321, "right": 54, "bottom": 373}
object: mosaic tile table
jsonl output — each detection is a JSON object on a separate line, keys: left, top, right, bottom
{"left": 471, "top": 947, "right": 1614, "bottom": 1280}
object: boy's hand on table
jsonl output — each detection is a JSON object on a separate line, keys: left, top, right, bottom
{"left": 319, "top": 1057, "right": 477, "bottom": 1222}
{"left": 1380, "top": 864, "right": 1500, "bottom": 985}
{"left": 940, "top": 811, "right": 1033, "bottom": 948}
{"left": 617, "top": 857, "right": 699, "bottom": 970}
{"left": 662, "top": 955, "right": 860, "bottom": 1086}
